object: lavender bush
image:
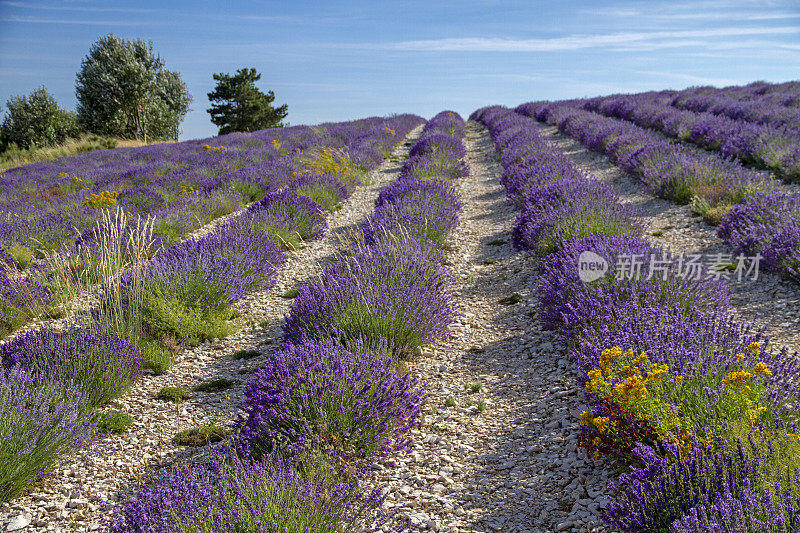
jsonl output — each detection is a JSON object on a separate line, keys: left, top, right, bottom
{"left": 135, "top": 222, "right": 284, "bottom": 342}
{"left": 245, "top": 189, "right": 327, "bottom": 248}
{"left": 0, "top": 326, "right": 140, "bottom": 407}
{"left": 717, "top": 190, "right": 800, "bottom": 280}
{"left": 104, "top": 448, "right": 406, "bottom": 533}
{"left": 364, "top": 176, "right": 462, "bottom": 248}
{"left": 0, "top": 366, "right": 95, "bottom": 501}
{"left": 537, "top": 234, "right": 729, "bottom": 342}
{"left": 236, "top": 338, "right": 424, "bottom": 463}
{"left": 512, "top": 178, "right": 641, "bottom": 254}
{"left": 283, "top": 239, "right": 455, "bottom": 355}
{"left": 603, "top": 439, "right": 800, "bottom": 532}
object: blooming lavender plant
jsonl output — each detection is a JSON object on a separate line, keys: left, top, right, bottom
{"left": 0, "top": 326, "right": 140, "bottom": 407}
{"left": 236, "top": 338, "right": 424, "bottom": 464}
{"left": 104, "top": 447, "right": 409, "bottom": 533}
{"left": 244, "top": 189, "right": 327, "bottom": 248}
{"left": 129, "top": 221, "right": 283, "bottom": 341}
{"left": 364, "top": 176, "right": 462, "bottom": 248}
{"left": 537, "top": 233, "right": 729, "bottom": 345}
{"left": 601, "top": 439, "right": 800, "bottom": 532}
{"left": 283, "top": 239, "right": 455, "bottom": 355}
{"left": 717, "top": 190, "right": 800, "bottom": 278}
{"left": 512, "top": 178, "right": 641, "bottom": 254}
{"left": 0, "top": 366, "right": 95, "bottom": 502}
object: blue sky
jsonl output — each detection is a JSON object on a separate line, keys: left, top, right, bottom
{"left": 1, "top": 0, "right": 798, "bottom": 140}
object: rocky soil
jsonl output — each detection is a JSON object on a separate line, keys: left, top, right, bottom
{"left": 370, "top": 122, "right": 613, "bottom": 533}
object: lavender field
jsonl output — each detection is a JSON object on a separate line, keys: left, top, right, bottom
{"left": 3, "top": 79, "right": 800, "bottom": 533}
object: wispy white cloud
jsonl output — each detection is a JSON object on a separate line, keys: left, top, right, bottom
{"left": 383, "top": 26, "right": 800, "bottom": 52}
{"left": 632, "top": 70, "right": 742, "bottom": 86}
{"left": 0, "top": 1, "right": 163, "bottom": 14}
{"left": 584, "top": 6, "right": 800, "bottom": 22}
{"left": 0, "top": 15, "right": 166, "bottom": 26}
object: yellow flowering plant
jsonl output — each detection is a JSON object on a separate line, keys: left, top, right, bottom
{"left": 203, "top": 145, "right": 227, "bottom": 154}
{"left": 83, "top": 190, "right": 119, "bottom": 209}
{"left": 582, "top": 343, "right": 775, "bottom": 458}
{"left": 300, "top": 148, "right": 366, "bottom": 185}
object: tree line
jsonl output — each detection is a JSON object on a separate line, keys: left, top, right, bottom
{"left": 0, "top": 34, "right": 287, "bottom": 152}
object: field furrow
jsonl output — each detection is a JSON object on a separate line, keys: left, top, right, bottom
{"left": 370, "top": 122, "right": 612, "bottom": 533}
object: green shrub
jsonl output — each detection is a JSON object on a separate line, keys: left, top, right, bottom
{"left": 193, "top": 378, "right": 236, "bottom": 393}
{"left": 466, "top": 382, "right": 483, "bottom": 393}
{"left": 5, "top": 245, "right": 35, "bottom": 269}
{"left": 96, "top": 411, "right": 135, "bottom": 435}
{"left": 498, "top": 293, "right": 522, "bottom": 305}
{"left": 139, "top": 337, "right": 174, "bottom": 375}
{"left": 173, "top": 424, "right": 228, "bottom": 446}
{"left": 233, "top": 349, "right": 261, "bottom": 360}
{"left": 295, "top": 184, "right": 342, "bottom": 212}
{"left": 281, "top": 287, "right": 300, "bottom": 299}
{"left": 1, "top": 87, "right": 79, "bottom": 150}
{"left": 156, "top": 387, "right": 189, "bottom": 403}
{"left": 141, "top": 294, "right": 241, "bottom": 342}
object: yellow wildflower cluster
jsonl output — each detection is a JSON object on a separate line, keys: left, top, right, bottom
{"left": 588, "top": 348, "right": 670, "bottom": 400}
{"left": 178, "top": 183, "right": 196, "bottom": 196}
{"left": 723, "top": 371, "right": 753, "bottom": 388}
{"left": 383, "top": 126, "right": 396, "bottom": 136}
{"left": 83, "top": 190, "right": 119, "bottom": 208}
{"left": 585, "top": 346, "right": 693, "bottom": 451}
{"left": 301, "top": 148, "right": 358, "bottom": 183}
{"left": 203, "top": 145, "right": 227, "bottom": 154}
{"left": 271, "top": 139, "right": 282, "bottom": 150}
{"left": 753, "top": 362, "right": 772, "bottom": 376}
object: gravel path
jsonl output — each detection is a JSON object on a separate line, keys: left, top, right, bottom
{"left": 372, "top": 122, "right": 613, "bottom": 533}
{"left": 0, "top": 125, "right": 424, "bottom": 533}
{"left": 536, "top": 122, "right": 800, "bottom": 356}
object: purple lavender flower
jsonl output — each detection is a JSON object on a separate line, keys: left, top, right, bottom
{"left": 512, "top": 178, "right": 641, "bottom": 254}
{"left": 0, "top": 326, "right": 140, "bottom": 407}
{"left": 283, "top": 239, "right": 455, "bottom": 355}
{"left": 236, "top": 337, "right": 424, "bottom": 462}
{"left": 537, "top": 234, "right": 729, "bottom": 340}
{"left": 717, "top": 190, "right": 800, "bottom": 277}
{"left": 0, "top": 366, "right": 95, "bottom": 502}
{"left": 244, "top": 189, "right": 327, "bottom": 246}
{"left": 365, "top": 176, "right": 461, "bottom": 247}
{"left": 104, "top": 447, "right": 408, "bottom": 533}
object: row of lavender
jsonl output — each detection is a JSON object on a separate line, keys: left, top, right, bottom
{"left": 0, "top": 120, "right": 385, "bottom": 260}
{"left": 103, "top": 111, "right": 467, "bottom": 531}
{"left": 690, "top": 80, "right": 800, "bottom": 106}
{"left": 0, "top": 117, "right": 400, "bottom": 338}
{"left": 519, "top": 103, "right": 800, "bottom": 283}
{"left": 580, "top": 92, "right": 800, "bottom": 181}
{"left": 0, "top": 114, "right": 423, "bottom": 505}
{"left": 472, "top": 105, "right": 800, "bottom": 531}
{"left": 670, "top": 81, "right": 800, "bottom": 134}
